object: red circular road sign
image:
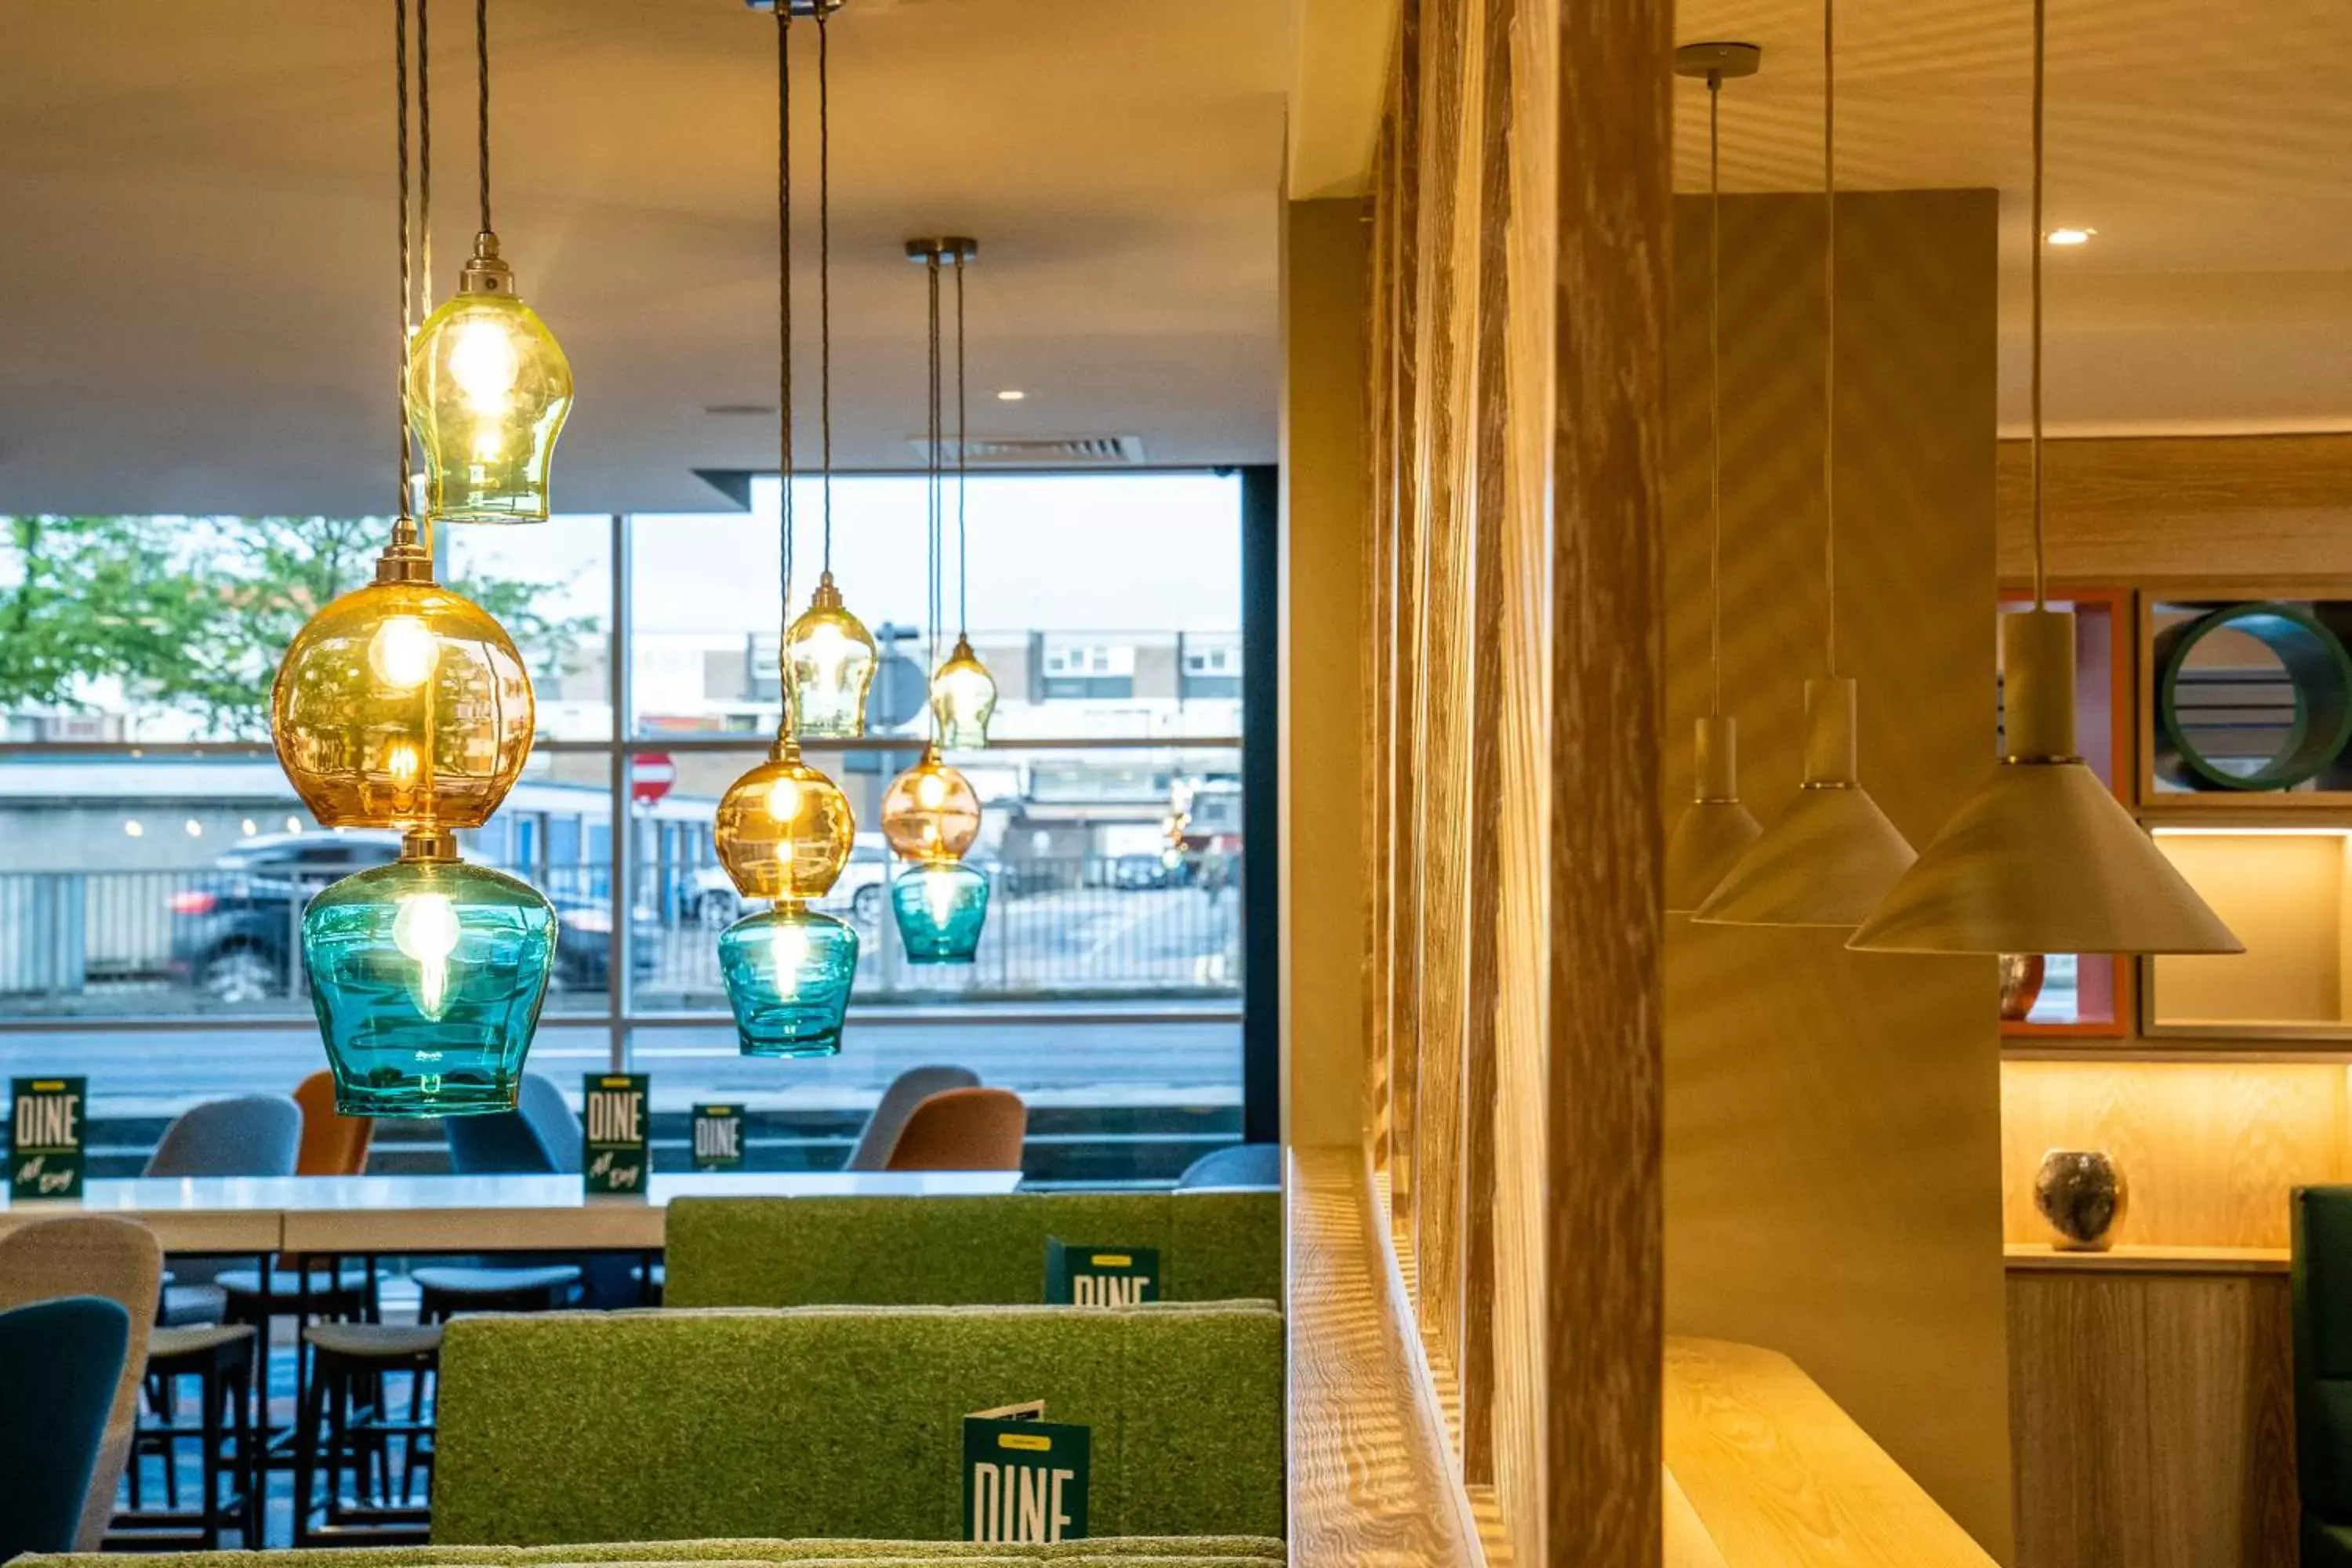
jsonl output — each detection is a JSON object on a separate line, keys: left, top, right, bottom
{"left": 630, "top": 752, "right": 677, "bottom": 806}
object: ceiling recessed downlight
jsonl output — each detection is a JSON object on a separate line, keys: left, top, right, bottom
{"left": 996, "top": 389, "right": 1026, "bottom": 401}
{"left": 2045, "top": 227, "right": 2094, "bottom": 246}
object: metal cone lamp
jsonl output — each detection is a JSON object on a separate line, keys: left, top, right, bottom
{"left": 1692, "top": 2, "right": 1915, "bottom": 929}
{"left": 715, "top": 0, "right": 861, "bottom": 1058}
{"left": 405, "top": 0, "right": 573, "bottom": 523}
{"left": 281, "top": 0, "right": 554, "bottom": 1117}
{"left": 1663, "top": 42, "right": 1763, "bottom": 913}
{"left": 1849, "top": 0, "right": 2238, "bottom": 958}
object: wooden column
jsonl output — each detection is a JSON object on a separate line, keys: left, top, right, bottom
{"left": 1546, "top": 0, "right": 1671, "bottom": 1561}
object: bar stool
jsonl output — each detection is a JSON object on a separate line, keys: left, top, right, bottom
{"left": 119, "top": 1325, "right": 260, "bottom": 1549}
{"left": 216, "top": 1255, "right": 378, "bottom": 1467}
{"left": 412, "top": 1263, "right": 581, "bottom": 1321}
{"left": 291, "top": 1323, "right": 441, "bottom": 1548}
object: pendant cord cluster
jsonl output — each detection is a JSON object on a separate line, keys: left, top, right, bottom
{"left": 2029, "top": 0, "right": 2048, "bottom": 610}
{"left": 1821, "top": 0, "right": 1838, "bottom": 677}
{"left": 475, "top": 0, "right": 492, "bottom": 236}
{"left": 954, "top": 252, "right": 969, "bottom": 638}
{"left": 394, "top": 0, "right": 415, "bottom": 527}
{"left": 776, "top": 5, "right": 796, "bottom": 720}
{"left": 418, "top": 0, "right": 432, "bottom": 318}
{"left": 817, "top": 8, "right": 835, "bottom": 572}
{"left": 1706, "top": 70, "right": 1724, "bottom": 717}
{"left": 925, "top": 252, "right": 946, "bottom": 738}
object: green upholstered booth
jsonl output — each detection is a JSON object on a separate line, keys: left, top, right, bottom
{"left": 662, "top": 1192, "right": 1280, "bottom": 1310}
{"left": 430, "top": 1304, "right": 1285, "bottom": 1545}
{"left": 2297, "top": 1187, "right": 2352, "bottom": 1566}
{"left": 13, "top": 1542, "right": 1287, "bottom": 1568}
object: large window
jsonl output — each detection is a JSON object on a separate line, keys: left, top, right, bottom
{"left": 0, "top": 474, "right": 1249, "bottom": 1182}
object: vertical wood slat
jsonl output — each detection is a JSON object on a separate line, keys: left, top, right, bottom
{"left": 1545, "top": 0, "right": 1670, "bottom": 1560}
{"left": 1385, "top": 0, "right": 1425, "bottom": 1229}
{"left": 1454, "top": 0, "right": 1519, "bottom": 1489}
{"left": 1410, "top": 0, "right": 1472, "bottom": 1379}
{"left": 1364, "top": 119, "right": 1396, "bottom": 1167}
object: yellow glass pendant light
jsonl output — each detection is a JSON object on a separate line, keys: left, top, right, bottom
{"left": 274, "top": 2, "right": 532, "bottom": 835}
{"left": 927, "top": 241, "right": 999, "bottom": 749}
{"left": 405, "top": 0, "right": 572, "bottom": 524}
{"left": 1849, "top": 0, "right": 2238, "bottom": 957}
{"left": 1693, "top": 0, "right": 1914, "bottom": 929}
{"left": 780, "top": 15, "right": 878, "bottom": 737}
{"left": 713, "top": 6, "right": 857, "bottom": 913}
{"left": 1663, "top": 43, "right": 1763, "bottom": 914}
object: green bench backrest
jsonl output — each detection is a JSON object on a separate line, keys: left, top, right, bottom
{"left": 2296, "top": 1186, "right": 2352, "bottom": 1529}
{"left": 15, "top": 1541, "right": 1287, "bottom": 1568}
{"left": 433, "top": 1305, "right": 1285, "bottom": 1546}
{"left": 663, "top": 1192, "right": 1279, "bottom": 1309}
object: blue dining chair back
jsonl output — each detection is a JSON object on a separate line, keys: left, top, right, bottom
{"left": 1176, "top": 1142, "right": 1281, "bottom": 1190}
{"left": 445, "top": 1073, "right": 583, "bottom": 1175}
{"left": 143, "top": 1095, "right": 301, "bottom": 1178}
{"left": 845, "top": 1065, "right": 982, "bottom": 1171}
{"left": 0, "top": 1295, "right": 132, "bottom": 1561}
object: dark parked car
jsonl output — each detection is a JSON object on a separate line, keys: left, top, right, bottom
{"left": 166, "top": 832, "right": 651, "bottom": 1002}
{"left": 1109, "top": 852, "right": 1172, "bottom": 891}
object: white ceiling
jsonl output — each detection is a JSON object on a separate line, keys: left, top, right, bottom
{"left": 0, "top": 0, "right": 1289, "bottom": 514}
{"left": 2, "top": 0, "right": 2346, "bottom": 517}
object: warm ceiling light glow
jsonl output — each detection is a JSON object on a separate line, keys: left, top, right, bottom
{"left": 2045, "top": 227, "right": 2094, "bottom": 246}
{"left": 995, "top": 389, "right": 1025, "bottom": 402}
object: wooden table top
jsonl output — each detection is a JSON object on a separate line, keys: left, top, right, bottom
{"left": 0, "top": 1171, "right": 1025, "bottom": 1254}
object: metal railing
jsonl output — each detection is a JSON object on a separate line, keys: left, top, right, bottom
{"left": 0, "top": 854, "right": 1243, "bottom": 1016}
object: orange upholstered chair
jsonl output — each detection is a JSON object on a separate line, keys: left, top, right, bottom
{"left": 292, "top": 1071, "right": 374, "bottom": 1176}
{"left": 884, "top": 1087, "right": 1027, "bottom": 1172}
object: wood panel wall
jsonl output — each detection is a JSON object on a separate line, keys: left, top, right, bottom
{"left": 1657, "top": 189, "right": 2014, "bottom": 1558}
{"left": 1354, "top": 0, "right": 1667, "bottom": 1560}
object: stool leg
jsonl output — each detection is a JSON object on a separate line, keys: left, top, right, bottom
{"left": 233, "top": 1353, "right": 261, "bottom": 1547}
{"left": 291, "top": 1349, "right": 325, "bottom": 1547}
{"left": 159, "top": 1369, "right": 181, "bottom": 1510}
{"left": 198, "top": 1360, "right": 224, "bottom": 1549}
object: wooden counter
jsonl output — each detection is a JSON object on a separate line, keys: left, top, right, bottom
{"left": 2006, "top": 1248, "right": 2296, "bottom": 1567}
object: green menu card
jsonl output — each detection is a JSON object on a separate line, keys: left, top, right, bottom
{"left": 964, "top": 1401, "right": 1090, "bottom": 1544}
{"left": 691, "top": 1103, "right": 745, "bottom": 1171}
{"left": 583, "top": 1073, "right": 649, "bottom": 1194}
{"left": 9, "top": 1076, "right": 85, "bottom": 1200}
{"left": 1044, "top": 1239, "right": 1162, "bottom": 1306}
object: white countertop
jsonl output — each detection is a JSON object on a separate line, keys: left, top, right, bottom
{"left": 0, "top": 1170, "right": 1025, "bottom": 1254}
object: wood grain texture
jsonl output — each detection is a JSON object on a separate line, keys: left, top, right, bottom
{"left": 1996, "top": 434, "right": 2352, "bottom": 587}
{"left": 2009, "top": 1270, "right": 2299, "bottom": 1568}
{"left": 1385, "top": 0, "right": 1425, "bottom": 1225}
{"left": 1664, "top": 1338, "right": 1998, "bottom": 1566}
{"left": 1451, "top": 0, "right": 1519, "bottom": 1490}
{"left": 2000, "top": 1059, "right": 2349, "bottom": 1248}
{"left": 1286, "top": 1145, "right": 1484, "bottom": 1568}
{"left": 1545, "top": 0, "right": 1671, "bottom": 1560}
{"left": 1660, "top": 190, "right": 2013, "bottom": 1557}
{"left": 1365, "top": 120, "right": 1396, "bottom": 1163}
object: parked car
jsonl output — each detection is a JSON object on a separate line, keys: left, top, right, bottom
{"left": 691, "top": 834, "right": 893, "bottom": 927}
{"left": 167, "top": 832, "right": 651, "bottom": 1001}
{"left": 1109, "top": 852, "right": 1171, "bottom": 891}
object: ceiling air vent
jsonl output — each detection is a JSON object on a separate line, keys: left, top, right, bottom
{"left": 907, "top": 435, "right": 1147, "bottom": 466}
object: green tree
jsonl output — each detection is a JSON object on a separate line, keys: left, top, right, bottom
{"left": 0, "top": 514, "right": 595, "bottom": 738}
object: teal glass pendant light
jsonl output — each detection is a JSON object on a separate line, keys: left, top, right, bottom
{"left": 887, "top": 240, "right": 993, "bottom": 964}
{"left": 305, "top": 828, "right": 555, "bottom": 1114}
{"left": 718, "top": 903, "right": 862, "bottom": 1056}
{"left": 713, "top": 0, "right": 862, "bottom": 1057}
{"left": 289, "top": 0, "right": 554, "bottom": 1118}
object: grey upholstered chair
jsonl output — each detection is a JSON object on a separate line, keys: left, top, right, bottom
{"left": 1176, "top": 1142, "right": 1281, "bottom": 1190}
{"left": 844, "top": 1065, "right": 982, "bottom": 1171}
{"left": 0, "top": 1216, "right": 162, "bottom": 1548}
{"left": 143, "top": 1097, "right": 300, "bottom": 1178}
{"left": 444, "top": 1073, "right": 583, "bottom": 1175}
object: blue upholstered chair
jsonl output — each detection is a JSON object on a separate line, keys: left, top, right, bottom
{"left": 143, "top": 1097, "right": 301, "bottom": 1178}
{"left": 844, "top": 1065, "right": 982, "bottom": 1171}
{"left": 0, "top": 1295, "right": 132, "bottom": 1560}
{"left": 1176, "top": 1143, "right": 1281, "bottom": 1190}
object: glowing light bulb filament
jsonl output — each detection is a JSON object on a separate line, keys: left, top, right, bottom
{"left": 770, "top": 916, "right": 812, "bottom": 973}
{"left": 449, "top": 319, "right": 522, "bottom": 414}
{"left": 392, "top": 892, "right": 463, "bottom": 1019}
{"left": 924, "top": 869, "right": 959, "bottom": 930}
{"left": 368, "top": 615, "right": 437, "bottom": 692}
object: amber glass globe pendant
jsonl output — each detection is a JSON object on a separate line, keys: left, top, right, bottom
{"left": 882, "top": 746, "right": 989, "bottom": 964}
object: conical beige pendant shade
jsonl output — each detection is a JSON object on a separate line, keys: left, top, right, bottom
{"left": 1665, "top": 715, "right": 1762, "bottom": 913}
{"left": 1849, "top": 610, "right": 2241, "bottom": 955}
{"left": 1693, "top": 677, "right": 1916, "bottom": 928}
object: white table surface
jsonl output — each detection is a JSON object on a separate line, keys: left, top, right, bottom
{"left": 0, "top": 1171, "right": 1023, "bottom": 1254}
